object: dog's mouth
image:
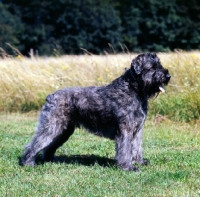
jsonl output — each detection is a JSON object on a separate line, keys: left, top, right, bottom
{"left": 151, "top": 83, "right": 166, "bottom": 95}
{"left": 159, "top": 84, "right": 165, "bottom": 93}
{"left": 158, "top": 74, "right": 171, "bottom": 93}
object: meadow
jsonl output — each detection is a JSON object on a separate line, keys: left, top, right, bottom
{"left": 0, "top": 52, "right": 200, "bottom": 196}
{"left": 1, "top": 51, "right": 200, "bottom": 121}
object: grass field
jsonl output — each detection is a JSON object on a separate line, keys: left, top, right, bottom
{"left": 0, "top": 52, "right": 200, "bottom": 196}
{"left": 0, "top": 113, "right": 200, "bottom": 197}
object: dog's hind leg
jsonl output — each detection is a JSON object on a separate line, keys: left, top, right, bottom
{"left": 21, "top": 104, "right": 72, "bottom": 166}
{"left": 42, "top": 123, "right": 75, "bottom": 162}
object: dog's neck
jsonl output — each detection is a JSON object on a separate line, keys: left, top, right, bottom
{"left": 127, "top": 69, "right": 148, "bottom": 100}
{"left": 129, "top": 69, "right": 137, "bottom": 81}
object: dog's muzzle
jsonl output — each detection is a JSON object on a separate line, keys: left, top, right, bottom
{"left": 159, "top": 73, "right": 171, "bottom": 93}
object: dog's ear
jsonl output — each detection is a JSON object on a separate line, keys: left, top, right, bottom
{"left": 131, "top": 58, "right": 142, "bottom": 75}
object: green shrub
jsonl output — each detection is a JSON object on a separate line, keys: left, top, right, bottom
{"left": 149, "top": 92, "right": 200, "bottom": 122}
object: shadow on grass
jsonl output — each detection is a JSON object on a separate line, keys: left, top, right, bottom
{"left": 19, "top": 154, "right": 116, "bottom": 168}
{"left": 54, "top": 154, "right": 116, "bottom": 167}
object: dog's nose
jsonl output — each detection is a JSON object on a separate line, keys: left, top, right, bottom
{"left": 166, "top": 74, "right": 171, "bottom": 79}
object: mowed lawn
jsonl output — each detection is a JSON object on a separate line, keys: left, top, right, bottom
{"left": 0, "top": 113, "right": 199, "bottom": 197}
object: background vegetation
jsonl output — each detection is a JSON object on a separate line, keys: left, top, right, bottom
{"left": 1, "top": 52, "right": 200, "bottom": 122}
{"left": 1, "top": 0, "right": 200, "bottom": 56}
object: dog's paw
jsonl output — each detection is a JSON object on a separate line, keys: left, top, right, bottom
{"left": 141, "top": 158, "right": 150, "bottom": 166}
{"left": 119, "top": 163, "right": 140, "bottom": 172}
{"left": 131, "top": 165, "right": 140, "bottom": 172}
{"left": 133, "top": 158, "right": 150, "bottom": 166}
{"left": 21, "top": 159, "right": 36, "bottom": 166}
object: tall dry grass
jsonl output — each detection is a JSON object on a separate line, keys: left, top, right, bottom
{"left": 1, "top": 52, "right": 200, "bottom": 121}
{"left": 0, "top": 54, "right": 132, "bottom": 111}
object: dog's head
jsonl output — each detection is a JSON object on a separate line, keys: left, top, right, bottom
{"left": 130, "top": 53, "right": 171, "bottom": 97}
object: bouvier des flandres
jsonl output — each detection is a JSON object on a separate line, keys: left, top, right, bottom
{"left": 22, "top": 53, "right": 171, "bottom": 171}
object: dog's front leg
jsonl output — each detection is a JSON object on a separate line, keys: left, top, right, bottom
{"left": 131, "top": 126, "right": 150, "bottom": 166}
{"left": 115, "top": 129, "right": 140, "bottom": 172}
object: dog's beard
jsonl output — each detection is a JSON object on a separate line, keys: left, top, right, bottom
{"left": 145, "top": 81, "right": 167, "bottom": 98}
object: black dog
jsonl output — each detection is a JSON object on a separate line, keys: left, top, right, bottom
{"left": 22, "top": 53, "right": 170, "bottom": 171}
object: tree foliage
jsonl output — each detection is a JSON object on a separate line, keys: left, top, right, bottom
{"left": 121, "top": 0, "right": 200, "bottom": 52}
{"left": 1, "top": 0, "right": 200, "bottom": 55}
{"left": 0, "top": 3, "right": 24, "bottom": 54}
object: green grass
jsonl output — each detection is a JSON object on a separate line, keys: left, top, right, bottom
{"left": 0, "top": 113, "right": 199, "bottom": 197}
